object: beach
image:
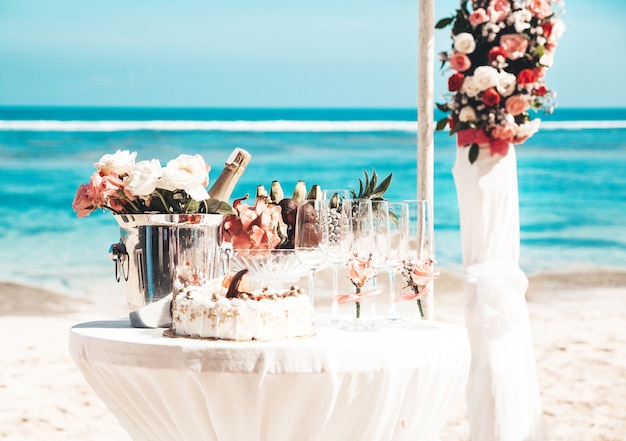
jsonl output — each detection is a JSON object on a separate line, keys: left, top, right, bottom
{"left": 2, "top": 268, "right": 625, "bottom": 441}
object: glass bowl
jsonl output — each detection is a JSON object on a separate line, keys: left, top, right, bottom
{"left": 229, "top": 249, "right": 309, "bottom": 286}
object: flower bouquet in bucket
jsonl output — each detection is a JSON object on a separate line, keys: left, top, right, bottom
{"left": 72, "top": 149, "right": 233, "bottom": 217}
{"left": 72, "top": 148, "right": 249, "bottom": 328}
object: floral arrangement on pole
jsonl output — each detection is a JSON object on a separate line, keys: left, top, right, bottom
{"left": 72, "top": 149, "right": 232, "bottom": 217}
{"left": 436, "top": 0, "right": 565, "bottom": 163}
{"left": 334, "top": 253, "right": 382, "bottom": 319}
{"left": 396, "top": 258, "right": 439, "bottom": 318}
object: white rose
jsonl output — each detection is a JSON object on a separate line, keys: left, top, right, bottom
{"left": 158, "top": 154, "right": 210, "bottom": 201}
{"left": 473, "top": 66, "right": 500, "bottom": 91}
{"left": 508, "top": 10, "right": 532, "bottom": 33}
{"left": 539, "top": 51, "right": 554, "bottom": 68}
{"left": 459, "top": 106, "right": 477, "bottom": 123}
{"left": 95, "top": 149, "right": 136, "bottom": 175}
{"left": 126, "top": 159, "right": 163, "bottom": 197}
{"left": 497, "top": 71, "right": 517, "bottom": 97}
{"left": 453, "top": 32, "right": 476, "bottom": 54}
{"left": 516, "top": 119, "right": 541, "bottom": 140}
{"left": 549, "top": 18, "right": 566, "bottom": 43}
{"left": 462, "top": 75, "right": 481, "bottom": 98}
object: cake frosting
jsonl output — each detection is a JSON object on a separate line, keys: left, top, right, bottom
{"left": 171, "top": 276, "right": 313, "bottom": 341}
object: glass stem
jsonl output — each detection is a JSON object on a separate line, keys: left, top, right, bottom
{"left": 387, "top": 270, "right": 398, "bottom": 319}
{"left": 308, "top": 271, "right": 315, "bottom": 310}
{"left": 370, "top": 277, "right": 377, "bottom": 318}
{"left": 331, "top": 265, "right": 339, "bottom": 320}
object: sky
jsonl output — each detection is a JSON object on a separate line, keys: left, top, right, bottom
{"left": 0, "top": 0, "right": 624, "bottom": 109}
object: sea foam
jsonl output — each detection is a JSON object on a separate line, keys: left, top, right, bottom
{"left": 1, "top": 119, "right": 625, "bottom": 132}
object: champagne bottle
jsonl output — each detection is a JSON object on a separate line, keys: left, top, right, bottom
{"left": 208, "top": 148, "right": 251, "bottom": 203}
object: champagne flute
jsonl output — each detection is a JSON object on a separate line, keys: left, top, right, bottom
{"left": 349, "top": 198, "right": 374, "bottom": 257}
{"left": 369, "top": 200, "right": 391, "bottom": 318}
{"left": 404, "top": 200, "right": 434, "bottom": 262}
{"left": 384, "top": 202, "right": 409, "bottom": 319}
{"left": 294, "top": 199, "right": 329, "bottom": 310}
{"left": 404, "top": 200, "right": 435, "bottom": 319}
{"left": 321, "top": 189, "right": 353, "bottom": 320}
{"left": 349, "top": 198, "right": 379, "bottom": 318}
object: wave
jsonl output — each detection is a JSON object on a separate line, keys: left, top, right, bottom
{"left": 1, "top": 119, "right": 625, "bottom": 132}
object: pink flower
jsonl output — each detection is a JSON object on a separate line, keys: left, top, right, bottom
{"left": 505, "top": 94, "right": 531, "bottom": 116}
{"left": 534, "top": 67, "right": 546, "bottom": 80}
{"left": 491, "top": 122, "right": 518, "bottom": 141}
{"left": 527, "top": 0, "right": 553, "bottom": 19}
{"left": 72, "top": 184, "right": 98, "bottom": 218}
{"left": 500, "top": 34, "right": 528, "bottom": 60}
{"left": 448, "top": 52, "right": 471, "bottom": 72}
{"left": 397, "top": 259, "right": 440, "bottom": 318}
{"left": 487, "top": 0, "right": 511, "bottom": 22}
{"left": 90, "top": 170, "right": 124, "bottom": 201}
{"left": 469, "top": 8, "right": 489, "bottom": 27}
{"left": 346, "top": 254, "right": 376, "bottom": 289}
{"left": 404, "top": 259, "right": 439, "bottom": 288}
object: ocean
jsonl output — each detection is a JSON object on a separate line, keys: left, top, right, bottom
{"left": 1, "top": 106, "right": 625, "bottom": 300}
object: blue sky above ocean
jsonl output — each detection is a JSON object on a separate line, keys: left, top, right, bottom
{"left": 0, "top": 1, "right": 625, "bottom": 109}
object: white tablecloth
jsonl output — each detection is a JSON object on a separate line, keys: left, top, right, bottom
{"left": 69, "top": 319, "right": 470, "bottom": 441}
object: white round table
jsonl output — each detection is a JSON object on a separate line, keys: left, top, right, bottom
{"left": 69, "top": 318, "right": 470, "bottom": 441}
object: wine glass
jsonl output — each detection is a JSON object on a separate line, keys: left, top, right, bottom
{"left": 294, "top": 199, "right": 329, "bottom": 310}
{"left": 383, "top": 202, "right": 409, "bottom": 319}
{"left": 321, "top": 189, "right": 353, "bottom": 320}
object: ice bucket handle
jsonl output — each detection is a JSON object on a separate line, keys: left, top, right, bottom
{"left": 109, "top": 242, "right": 130, "bottom": 283}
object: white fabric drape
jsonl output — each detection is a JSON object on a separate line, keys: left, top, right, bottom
{"left": 452, "top": 145, "right": 543, "bottom": 441}
{"left": 70, "top": 319, "right": 470, "bottom": 441}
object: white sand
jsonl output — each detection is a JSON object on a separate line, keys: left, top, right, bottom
{"left": 1, "top": 269, "right": 625, "bottom": 441}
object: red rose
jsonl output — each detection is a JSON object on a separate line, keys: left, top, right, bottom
{"left": 448, "top": 73, "right": 465, "bottom": 91}
{"left": 517, "top": 69, "right": 538, "bottom": 85}
{"left": 534, "top": 85, "right": 548, "bottom": 96}
{"left": 541, "top": 21, "right": 553, "bottom": 38}
{"left": 488, "top": 46, "right": 507, "bottom": 63}
{"left": 482, "top": 88, "right": 501, "bottom": 106}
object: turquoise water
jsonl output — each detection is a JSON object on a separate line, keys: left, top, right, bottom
{"left": 1, "top": 107, "right": 625, "bottom": 298}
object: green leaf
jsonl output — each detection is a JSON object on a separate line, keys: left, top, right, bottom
{"left": 449, "top": 121, "right": 464, "bottom": 136}
{"left": 435, "top": 117, "right": 449, "bottom": 132}
{"left": 371, "top": 172, "right": 392, "bottom": 199}
{"left": 468, "top": 143, "right": 479, "bottom": 164}
{"left": 186, "top": 199, "right": 200, "bottom": 214}
{"left": 435, "top": 16, "right": 454, "bottom": 29}
{"left": 203, "top": 198, "right": 234, "bottom": 215}
{"left": 436, "top": 102, "right": 449, "bottom": 113}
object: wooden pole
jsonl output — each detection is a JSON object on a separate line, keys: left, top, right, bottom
{"left": 418, "top": 0, "right": 435, "bottom": 319}
{"left": 417, "top": 0, "right": 435, "bottom": 204}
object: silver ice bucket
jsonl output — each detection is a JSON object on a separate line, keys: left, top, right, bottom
{"left": 109, "top": 213, "right": 224, "bottom": 328}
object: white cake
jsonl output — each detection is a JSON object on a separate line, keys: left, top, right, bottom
{"left": 171, "top": 277, "right": 313, "bottom": 341}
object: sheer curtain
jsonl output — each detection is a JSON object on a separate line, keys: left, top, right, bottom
{"left": 452, "top": 144, "right": 543, "bottom": 441}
